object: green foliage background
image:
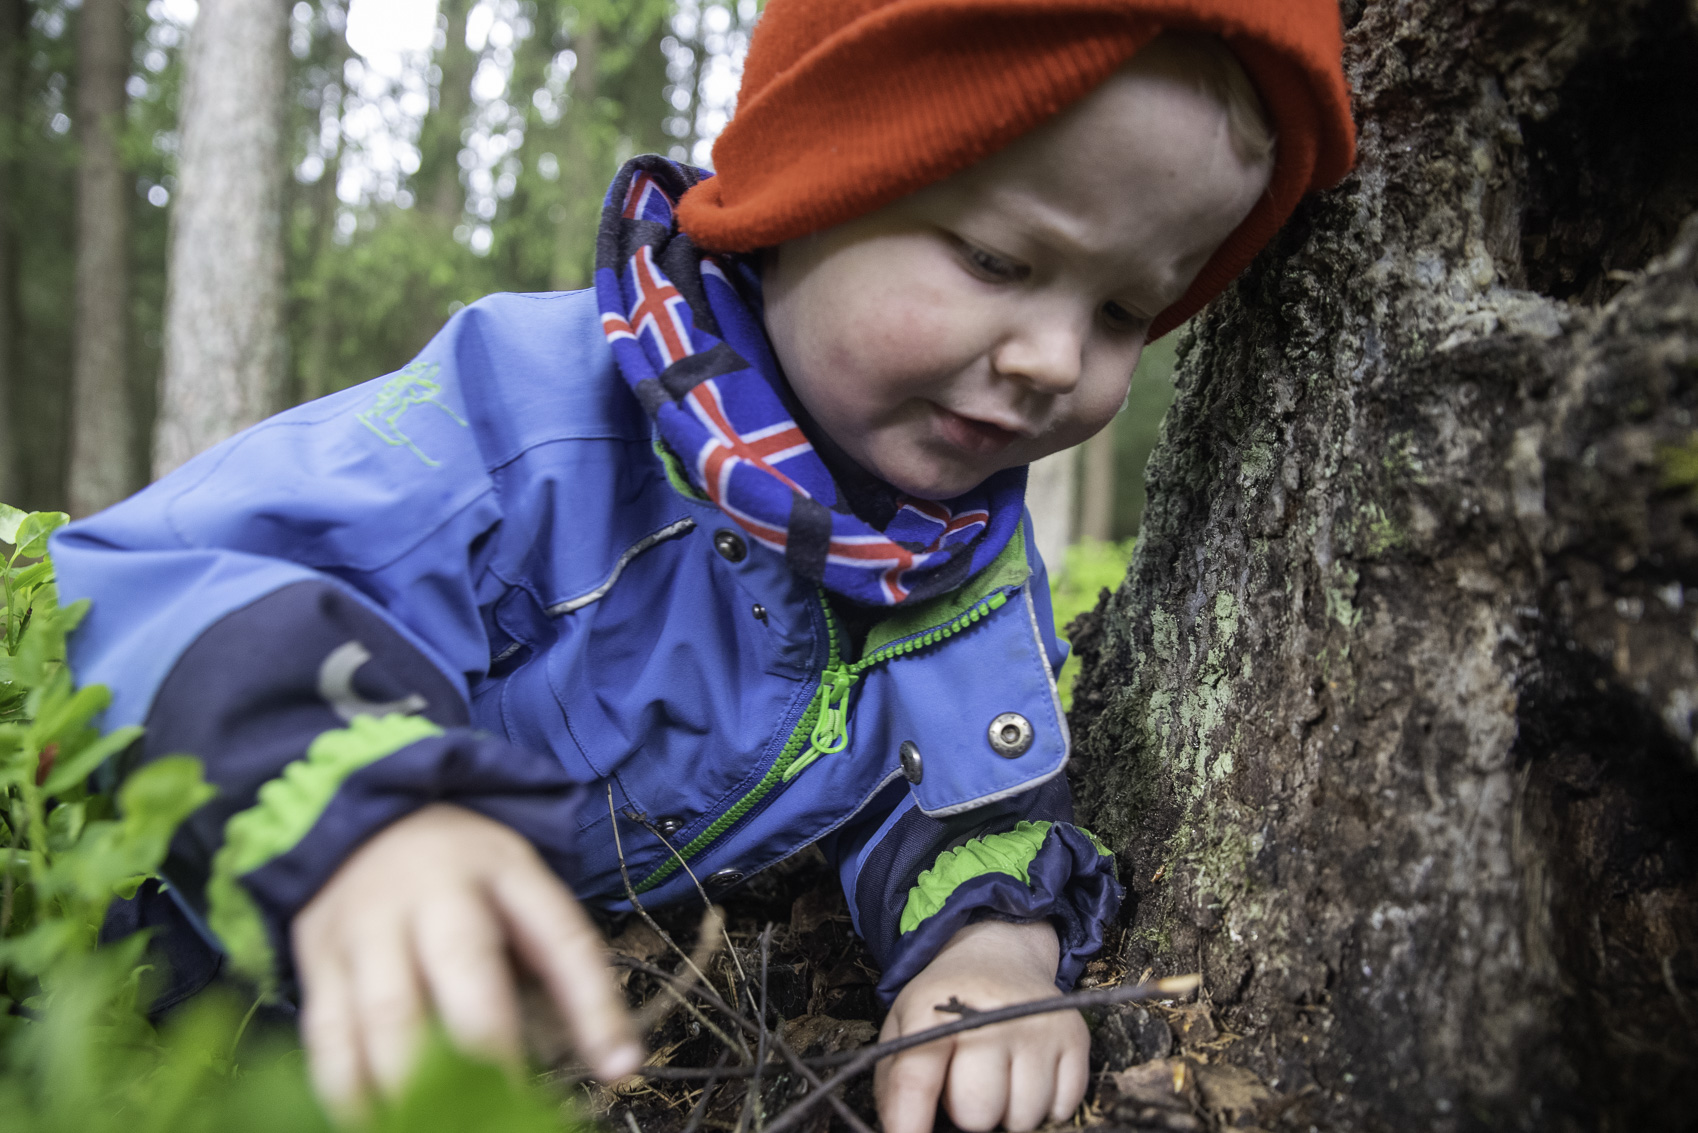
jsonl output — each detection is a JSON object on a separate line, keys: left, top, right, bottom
{"left": 0, "top": 506, "right": 591, "bottom": 1132}
{"left": 1, "top": 0, "right": 1172, "bottom": 535}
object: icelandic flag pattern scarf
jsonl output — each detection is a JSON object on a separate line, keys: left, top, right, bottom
{"left": 593, "top": 156, "right": 1026, "bottom": 607}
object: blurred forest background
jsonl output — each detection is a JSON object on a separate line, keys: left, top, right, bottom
{"left": 0, "top": 0, "right": 1175, "bottom": 549}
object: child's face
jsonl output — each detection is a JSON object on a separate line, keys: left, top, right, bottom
{"left": 762, "top": 59, "right": 1273, "bottom": 500}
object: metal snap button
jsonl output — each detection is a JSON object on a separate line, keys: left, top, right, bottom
{"left": 752, "top": 603, "right": 767, "bottom": 622}
{"left": 654, "top": 818, "right": 683, "bottom": 837}
{"left": 705, "top": 868, "right": 744, "bottom": 889}
{"left": 899, "top": 740, "right": 923, "bottom": 784}
{"left": 987, "top": 712, "right": 1033, "bottom": 758}
{"left": 713, "top": 529, "right": 747, "bottom": 563}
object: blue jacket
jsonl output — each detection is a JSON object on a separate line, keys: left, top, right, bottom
{"left": 54, "top": 289, "right": 1121, "bottom": 1004}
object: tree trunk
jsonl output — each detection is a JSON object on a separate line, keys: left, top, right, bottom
{"left": 1069, "top": 0, "right": 1698, "bottom": 1128}
{"left": 1079, "top": 425, "right": 1117, "bottom": 543}
{"left": 153, "top": 0, "right": 288, "bottom": 477}
{"left": 298, "top": 20, "right": 350, "bottom": 406}
{"left": 1028, "top": 447, "right": 1077, "bottom": 580}
{"left": 418, "top": 0, "right": 474, "bottom": 225}
{"left": 67, "top": 0, "right": 132, "bottom": 516}
{"left": 548, "top": 12, "right": 602, "bottom": 292}
{"left": 0, "top": 0, "right": 23, "bottom": 505}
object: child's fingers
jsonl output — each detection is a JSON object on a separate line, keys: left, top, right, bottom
{"left": 297, "top": 948, "right": 371, "bottom": 1118}
{"left": 348, "top": 917, "right": 428, "bottom": 1095}
{"left": 414, "top": 889, "right": 522, "bottom": 1063}
{"left": 1052, "top": 1042, "right": 1090, "bottom": 1124}
{"left": 489, "top": 867, "right": 643, "bottom": 1080}
{"left": 941, "top": 1039, "right": 1010, "bottom": 1132}
{"left": 874, "top": 1036, "right": 952, "bottom": 1133}
{"left": 1003, "top": 1042, "right": 1057, "bottom": 1133}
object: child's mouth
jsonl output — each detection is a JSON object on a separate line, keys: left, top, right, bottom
{"left": 932, "top": 405, "right": 1023, "bottom": 455}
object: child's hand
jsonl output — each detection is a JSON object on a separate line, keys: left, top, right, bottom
{"left": 874, "top": 919, "right": 1088, "bottom": 1133}
{"left": 292, "top": 803, "right": 642, "bottom": 1113}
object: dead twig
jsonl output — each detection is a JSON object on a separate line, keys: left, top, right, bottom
{"left": 611, "top": 954, "right": 875, "bottom": 1133}
{"left": 758, "top": 974, "right": 1202, "bottom": 1133}
{"left": 608, "top": 787, "right": 724, "bottom": 1002}
{"left": 738, "top": 925, "right": 774, "bottom": 1133}
{"left": 680, "top": 1051, "right": 733, "bottom": 1133}
{"left": 605, "top": 787, "right": 750, "bottom": 1063}
{"left": 618, "top": 974, "right": 1202, "bottom": 1085}
{"left": 633, "top": 904, "right": 727, "bottom": 1035}
{"left": 764, "top": 1027, "right": 877, "bottom": 1133}
{"left": 643, "top": 964, "right": 750, "bottom": 1059}
{"left": 935, "top": 996, "right": 979, "bottom": 1016}
{"left": 627, "top": 807, "right": 754, "bottom": 1012}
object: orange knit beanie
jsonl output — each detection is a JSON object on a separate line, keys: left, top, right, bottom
{"left": 675, "top": 0, "right": 1355, "bottom": 338}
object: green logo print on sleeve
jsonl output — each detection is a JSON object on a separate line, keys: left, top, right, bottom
{"left": 898, "top": 821, "right": 1115, "bottom": 935}
{"left": 356, "top": 361, "right": 469, "bottom": 467}
{"left": 206, "top": 713, "right": 444, "bottom": 995}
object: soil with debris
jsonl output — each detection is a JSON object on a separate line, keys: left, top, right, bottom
{"left": 562, "top": 848, "right": 1286, "bottom": 1133}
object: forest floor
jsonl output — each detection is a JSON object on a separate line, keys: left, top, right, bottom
{"left": 560, "top": 850, "right": 1278, "bottom": 1133}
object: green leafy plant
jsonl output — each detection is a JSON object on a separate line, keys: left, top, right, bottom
{"left": 0, "top": 504, "right": 590, "bottom": 1132}
{"left": 1049, "top": 538, "right": 1137, "bottom": 710}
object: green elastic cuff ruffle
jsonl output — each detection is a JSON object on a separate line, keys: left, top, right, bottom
{"left": 899, "top": 820, "right": 1112, "bottom": 935}
{"left": 206, "top": 713, "right": 443, "bottom": 994}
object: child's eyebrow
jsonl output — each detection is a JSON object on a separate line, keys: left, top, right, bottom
{"left": 977, "top": 190, "right": 1098, "bottom": 261}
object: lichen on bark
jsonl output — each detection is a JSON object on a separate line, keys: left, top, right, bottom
{"left": 1069, "top": 1, "right": 1698, "bottom": 1127}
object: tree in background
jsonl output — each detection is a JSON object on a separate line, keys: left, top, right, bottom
{"left": 0, "top": 0, "right": 22, "bottom": 505}
{"left": 1069, "top": 0, "right": 1698, "bottom": 1125}
{"left": 66, "top": 0, "right": 132, "bottom": 516}
{"left": 153, "top": 0, "right": 288, "bottom": 476}
{"left": 10, "top": 0, "right": 1162, "bottom": 549}
{"left": 1077, "top": 429, "right": 1116, "bottom": 543}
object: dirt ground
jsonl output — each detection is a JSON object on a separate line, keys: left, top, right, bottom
{"left": 567, "top": 849, "right": 1278, "bottom": 1133}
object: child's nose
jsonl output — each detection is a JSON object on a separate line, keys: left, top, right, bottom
{"left": 991, "top": 313, "right": 1086, "bottom": 395}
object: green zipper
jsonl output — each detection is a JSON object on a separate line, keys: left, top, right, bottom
{"left": 630, "top": 586, "right": 1012, "bottom": 894}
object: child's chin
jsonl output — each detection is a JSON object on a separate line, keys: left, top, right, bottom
{"left": 885, "top": 465, "right": 993, "bottom": 502}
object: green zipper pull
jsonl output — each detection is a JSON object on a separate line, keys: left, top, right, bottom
{"left": 783, "top": 665, "right": 857, "bottom": 781}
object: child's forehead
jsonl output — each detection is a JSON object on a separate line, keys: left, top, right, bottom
{"left": 905, "top": 64, "right": 1252, "bottom": 236}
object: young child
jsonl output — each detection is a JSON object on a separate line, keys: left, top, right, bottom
{"left": 54, "top": 2, "right": 1353, "bottom": 1130}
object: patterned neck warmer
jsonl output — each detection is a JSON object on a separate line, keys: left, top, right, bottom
{"left": 593, "top": 156, "right": 1026, "bottom": 607}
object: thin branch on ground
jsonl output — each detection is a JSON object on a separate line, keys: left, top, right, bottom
{"left": 764, "top": 1023, "right": 878, "bottom": 1133}
{"left": 734, "top": 924, "right": 774, "bottom": 1133}
{"left": 608, "top": 786, "right": 724, "bottom": 1004}
{"left": 627, "top": 807, "right": 753, "bottom": 1009}
{"left": 611, "top": 953, "right": 875, "bottom": 1133}
{"left": 589, "top": 837, "right": 1199, "bottom": 1133}
{"left": 680, "top": 1051, "right": 732, "bottom": 1133}
{"left": 758, "top": 975, "right": 1202, "bottom": 1133}
{"left": 617, "top": 974, "right": 1201, "bottom": 1084}
{"left": 605, "top": 787, "right": 750, "bottom": 1063}
{"left": 643, "top": 964, "right": 750, "bottom": 1060}
{"left": 633, "top": 904, "right": 727, "bottom": 1035}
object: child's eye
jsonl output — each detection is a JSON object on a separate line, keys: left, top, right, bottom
{"left": 956, "top": 239, "right": 1028, "bottom": 282}
{"left": 1101, "top": 300, "right": 1150, "bottom": 335}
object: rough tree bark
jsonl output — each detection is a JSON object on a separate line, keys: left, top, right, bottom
{"left": 67, "top": 0, "right": 132, "bottom": 516}
{"left": 153, "top": 0, "right": 288, "bottom": 477}
{"left": 1069, "top": 1, "right": 1698, "bottom": 1129}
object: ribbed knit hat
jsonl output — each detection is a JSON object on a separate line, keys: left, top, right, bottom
{"left": 675, "top": 0, "right": 1355, "bottom": 338}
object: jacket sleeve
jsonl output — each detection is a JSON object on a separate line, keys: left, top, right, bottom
{"left": 51, "top": 317, "right": 589, "bottom": 998}
{"left": 820, "top": 535, "right": 1123, "bottom": 1005}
